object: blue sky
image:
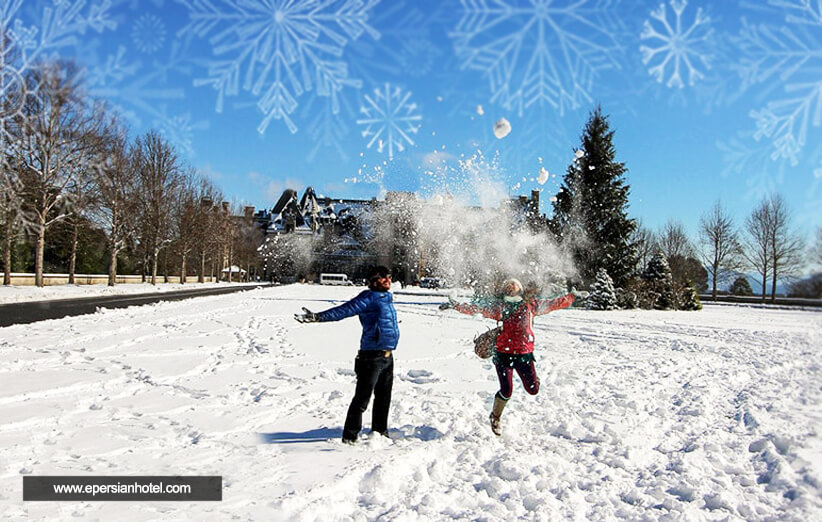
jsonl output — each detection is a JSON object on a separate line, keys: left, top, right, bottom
{"left": 7, "top": 0, "right": 821, "bottom": 241}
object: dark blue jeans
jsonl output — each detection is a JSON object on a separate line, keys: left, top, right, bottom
{"left": 343, "top": 350, "right": 394, "bottom": 442}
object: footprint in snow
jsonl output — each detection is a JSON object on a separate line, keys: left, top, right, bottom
{"left": 403, "top": 369, "right": 439, "bottom": 384}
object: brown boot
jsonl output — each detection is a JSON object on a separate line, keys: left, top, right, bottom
{"left": 489, "top": 393, "right": 508, "bottom": 436}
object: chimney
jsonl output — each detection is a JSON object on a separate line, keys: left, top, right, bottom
{"left": 221, "top": 201, "right": 230, "bottom": 214}
{"left": 244, "top": 206, "right": 255, "bottom": 220}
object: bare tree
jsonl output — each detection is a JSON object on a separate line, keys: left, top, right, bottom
{"left": 765, "top": 194, "right": 804, "bottom": 302}
{"left": 745, "top": 199, "right": 772, "bottom": 303}
{"left": 0, "top": 26, "right": 26, "bottom": 285}
{"left": 192, "top": 182, "right": 224, "bottom": 283}
{"left": 656, "top": 220, "right": 695, "bottom": 260}
{"left": 699, "top": 201, "right": 744, "bottom": 301}
{"left": 0, "top": 159, "right": 23, "bottom": 285}
{"left": 133, "top": 130, "right": 182, "bottom": 285}
{"left": 630, "top": 221, "right": 655, "bottom": 276}
{"left": 11, "top": 61, "right": 104, "bottom": 286}
{"left": 64, "top": 155, "right": 99, "bottom": 284}
{"left": 172, "top": 169, "right": 201, "bottom": 284}
{"left": 814, "top": 227, "right": 822, "bottom": 269}
{"left": 232, "top": 205, "right": 263, "bottom": 282}
{"left": 90, "top": 119, "right": 136, "bottom": 286}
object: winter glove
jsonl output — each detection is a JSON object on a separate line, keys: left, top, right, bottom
{"left": 294, "top": 307, "right": 320, "bottom": 323}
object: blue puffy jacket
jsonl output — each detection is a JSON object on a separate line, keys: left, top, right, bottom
{"left": 318, "top": 290, "right": 400, "bottom": 351}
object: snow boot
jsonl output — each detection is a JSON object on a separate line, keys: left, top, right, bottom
{"left": 489, "top": 393, "right": 508, "bottom": 436}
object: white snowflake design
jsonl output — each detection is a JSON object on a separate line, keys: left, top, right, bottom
{"left": 1, "top": 0, "right": 116, "bottom": 139}
{"left": 84, "top": 40, "right": 209, "bottom": 156}
{"left": 736, "top": 0, "right": 822, "bottom": 167}
{"left": 450, "top": 0, "right": 622, "bottom": 117}
{"left": 356, "top": 83, "right": 421, "bottom": 160}
{"left": 131, "top": 13, "right": 166, "bottom": 54}
{"left": 178, "top": 0, "right": 380, "bottom": 135}
{"left": 640, "top": 0, "right": 713, "bottom": 89}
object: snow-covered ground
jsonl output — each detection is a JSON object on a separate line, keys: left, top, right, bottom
{"left": 0, "top": 282, "right": 263, "bottom": 304}
{"left": 1, "top": 284, "right": 821, "bottom": 521}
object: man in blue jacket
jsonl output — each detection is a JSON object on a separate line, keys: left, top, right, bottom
{"left": 294, "top": 266, "right": 399, "bottom": 444}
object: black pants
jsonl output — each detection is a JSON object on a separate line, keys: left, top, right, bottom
{"left": 494, "top": 353, "right": 540, "bottom": 399}
{"left": 342, "top": 350, "right": 394, "bottom": 442}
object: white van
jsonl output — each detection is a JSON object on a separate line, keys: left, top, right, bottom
{"left": 320, "top": 273, "right": 353, "bottom": 286}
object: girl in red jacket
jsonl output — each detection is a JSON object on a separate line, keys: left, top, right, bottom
{"left": 443, "top": 279, "right": 575, "bottom": 435}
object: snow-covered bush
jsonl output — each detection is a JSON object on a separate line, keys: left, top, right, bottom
{"left": 679, "top": 280, "right": 702, "bottom": 311}
{"left": 640, "top": 251, "right": 674, "bottom": 310}
{"left": 587, "top": 269, "right": 617, "bottom": 310}
{"left": 616, "top": 287, "right": 637, "bottom": 309}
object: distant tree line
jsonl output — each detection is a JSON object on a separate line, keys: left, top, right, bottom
{"left": 0, "top": 59, "right": 261, "bottom": 286}
{"left": 548, "top": 106, "right": 817, "bottom": 309}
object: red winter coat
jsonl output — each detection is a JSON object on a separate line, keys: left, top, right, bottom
{"left": 452, "top": 294, "right": 575, "bottom": 354}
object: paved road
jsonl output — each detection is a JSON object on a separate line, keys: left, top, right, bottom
{"left": 0, "top": 284, "right": 272, "bottom": 327}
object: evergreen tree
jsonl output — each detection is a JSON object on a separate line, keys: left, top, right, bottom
{"left": 587, "top": 268, "right": 617, "bottom": 310}
{"left": 729, "top": 276, "right": 754, "bottom": 296}
{"left": 679, "top": 280, "right": 702, "bottom": 311}
{"left": 549, "top": 106, "right": 637, "bottom": 288}
{"left": 641, "top": 250, "right": 674, "bottom": 310}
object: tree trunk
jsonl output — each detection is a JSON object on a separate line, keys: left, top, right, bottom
{"left": 198, "top": 251, "right": 205, "bottom": 283}
{"left": 180, "top": 253, "right": 187, "bottom": 284}
{"left": 228, "top": 246, "right": 233, "bottom": 283}
{"left": 151, "top": 247, "right": 159, "bottom": 285}
{"left": 711, "top": 264, "right": 718, "bottom": 302}
{"left": 770, "top": 268, "right": 778, "bottom": 304}
{"left": 35, "top": 219, "right": 46, "bottom": 288}
{"left": 108, "top": 241, "right": 118, "bottom": 287}
{"left": 760, "top": 274, "right": 767, "bottom": 304}
{"left": 68, "top": 222, "right": 79, "bottom": 285}
{"left": 3, "top": 216, "right": 12, "bottom": 286}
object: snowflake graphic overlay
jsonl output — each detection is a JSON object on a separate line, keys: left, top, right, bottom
{"left": 450, "top": 0, "right": 622, "bottom": 116}
{"left": 178, "top": 0, "right": 380, "bottom": 135}
{"left": 85, "top": 40, "right": 207, "bottom": 156}
{"left": 640, "top": 0, "right": 713, "bottom": 89}
{"left": 131, "top": 13, "right": 167, "bottom": 54}
{"left": 356, "top": 83, "right": 421, "bottom": 160}
{"left": 1, "top": 0, "right": 116, "bottom": 137}
{"left": 736, "top": 1, "right": 822, "bottom": 166}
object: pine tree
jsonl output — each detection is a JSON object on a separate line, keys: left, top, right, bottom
{"left": 549, "top": 106, "right": 637, "bottom": 288}
{"left": 587, "top": 268, "right": 617, "bottom": 310}
{"left": 641, "top": 250, "right": 674, "bottom": 310}
{"left": 679, "top": 280, "right": 702, "bottom": 311}
{"left": 729, "top": 276, "right": 754, "bottom": 296}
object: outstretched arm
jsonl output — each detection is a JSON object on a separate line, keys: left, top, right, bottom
{"left": 533, "top": 293, "right": 575, "bottom": 316}
{"left": 448, "top": 298, "right": 502, "bottom": 321}
{"left": 318, "top": 291, "right": 372, "bottom": 322}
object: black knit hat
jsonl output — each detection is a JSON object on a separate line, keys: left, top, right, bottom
{"left": 367, "top": 265, "right": 391, "bottom": 281}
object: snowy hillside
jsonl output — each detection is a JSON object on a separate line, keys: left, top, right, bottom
{"left": 1, "top": 284, "right": 821, "bottom": 520}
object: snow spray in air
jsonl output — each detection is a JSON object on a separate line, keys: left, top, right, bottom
{"left": 410, "top": 150, "right": 577, "bottom": 293}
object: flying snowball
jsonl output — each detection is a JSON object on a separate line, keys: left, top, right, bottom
{"left": 537, "top": 167, "right": 549, "bottom": 185}
{"left": 477, "top": 105, "right": 484, "bottom": 116}
{"left": 493, "top": 118, "right": 511, "bottom": 139}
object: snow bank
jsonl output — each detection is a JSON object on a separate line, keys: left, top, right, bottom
{"left": 1, "top": 284, "right": 820, "bottom": 520}
{"left": 0, "top": 282, "right": 262, "bottom": 305}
